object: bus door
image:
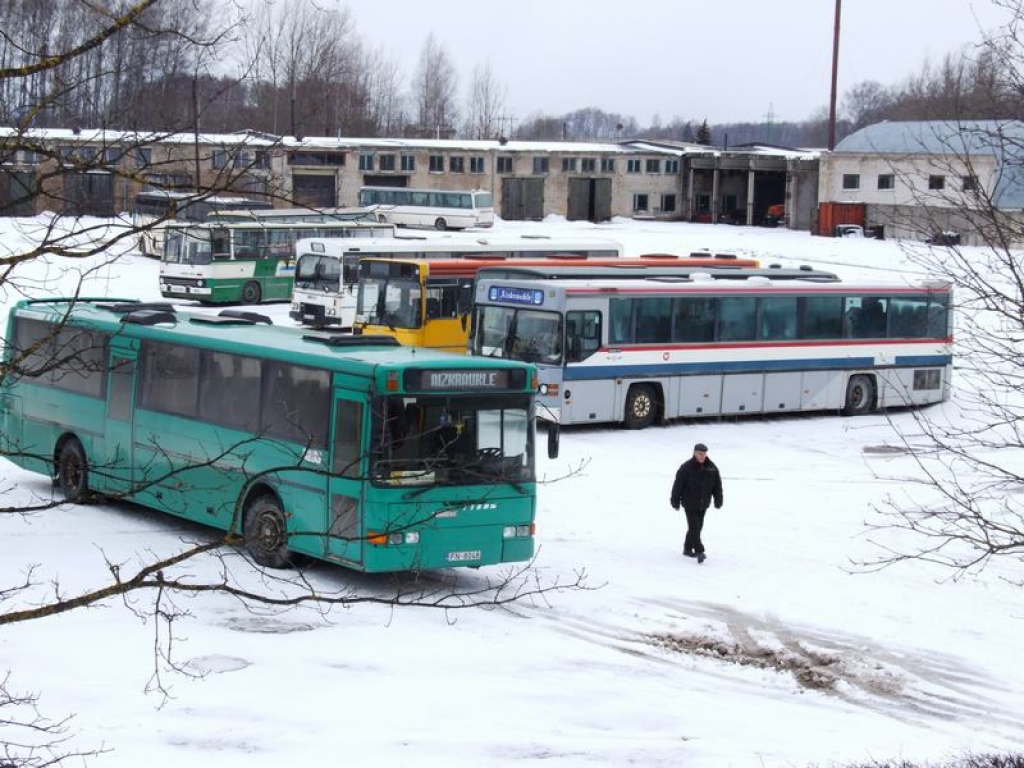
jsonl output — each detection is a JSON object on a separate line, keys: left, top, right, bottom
{"left": 423, "top": 277, "right": 475, "bottom": 352}
{"left": 105, "top": 342, "right": 139, "bottom": 496}
{"left": 326, "top": 392, "right": 366, "bottom": 565}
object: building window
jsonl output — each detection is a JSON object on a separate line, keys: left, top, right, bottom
{"left": 627, "top": 159, "right": 642, "bottom": 174}
{"left": 661, "top": 194, "right": 677, "bottom": 213}
{"left": 877, "top": 174, "right": 895, "bottom": 190}
{"left": 497, "top": 156, "right": 514, "bottom": 174}
{"left": 59, "top": 146, "right": 75, "bottom": 162}
{"left": 645, "top": 158, "right": 660, "bottom": 173}
{"left": 841, "top": 173, "right": 859, "bottom": 190}
{"left": 665, "top": 159, "right": 680, "bottom": 174}
{"left": 449, "top": 156, "right": 465, "bottom": 173}
{"left": 633, "top": 193, "right": 649, "bottom": 212}
{"left": 601, "top": 158, "right": 616, "bottom": 173}
{"left": 533, "top": 157, "right": 549, "bottom": 174}
{"left": 429, "top": 154, "right": 444, "bottom": 173}
{"left": 928, "top": 175, "right": 946, "bottom": 190}
{"left": 581, "top": 158, "right": 596, "bottom": 172}
{"left": 212, "top": 149, "right": 228, "bottom": 169}
{"left": 358, "top": 153, "right": 374, "bottom": 171}
{"left": 135, "top": 148, "right": 152, "bottom": 168}
{"left": 962, "top": 175, "right": 978, "bottom": 191}
{"left": 562, "top": 157, "right": 577, "bottom": 173}
{"left": 289, "top": 151, "right": 344, "bottom": 166}
{"left": 378, "top": 154, "right": 396, "bottom": 172}
{"left": 470, "top": 156, "right": 485, "bottom": 174}
{"left": 401, "top": 154, "right": 416, "bottom": 172}
{"left": 102, "top": 147, "right": 120, "bottom": 165}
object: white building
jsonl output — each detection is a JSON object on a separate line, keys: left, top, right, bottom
{"left": 819, "top": 120, "right": 1024, "bottom": 246}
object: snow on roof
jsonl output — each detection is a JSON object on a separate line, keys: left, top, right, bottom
{"left": 624, "top": 139, "right": 820, "bottom": 160}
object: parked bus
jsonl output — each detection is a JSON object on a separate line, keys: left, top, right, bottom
{"left": 1, "top": 298, "right": 548, "bottom": 572}
{"left": 358, "top": 186, "right": 495, "bottom": 230}
{"left": 351, "top": 255, "right": 767, "bottom": 353}
{"left": 206, "top": 206, "right": 378, "bottom": 225}
{"left": 159, "top": 220, "right": 393, "bottom": 305}
{"left": 290, "top": 234, "right": 628, "bottom": 327}
{"left": 133, "top": 190, "right": 274, "bottom": 258}
{"left": 470, "top": 273, "right": 953, "bottom": 428}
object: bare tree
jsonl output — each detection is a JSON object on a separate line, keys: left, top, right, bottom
{"left": 463, "top": 60, "right": 506, "bottom": 140}
{"left": 362, "top": 44, "right": 407, "bottom": 136}
{"left": 410, "top": 33, "right": 459, "bottom": 137}
{"left": 856, "top": 7, "right": 1024, "bottom": 576}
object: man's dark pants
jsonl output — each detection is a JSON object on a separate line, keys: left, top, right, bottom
{"left": 683, "top": 507, "right": 707, "bottom": 555}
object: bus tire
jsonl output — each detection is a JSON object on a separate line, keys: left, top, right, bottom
{"left": 241, "top": 281, "right": 261, "bottom": 305}
{"left": 244, "top": 495, "right": 293, "bottom": 569}
{"left": 623, "top": 384, "right": 658, "bottom": 429}
{"left": 57, "top": 438, "right": 91, "bottom": 504}
{"left": 842, "top": 374, "right": 875, "bottom": 416}
{"left": 434, "top": 217, "right": 448, "bottom": 231}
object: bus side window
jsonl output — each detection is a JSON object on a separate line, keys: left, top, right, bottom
{"left": 566, "top": 310, "right": 601, "bottom": 362}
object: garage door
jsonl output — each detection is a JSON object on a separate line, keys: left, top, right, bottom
{"left": 292, "top": 174, "right": 336, "bottom": 208}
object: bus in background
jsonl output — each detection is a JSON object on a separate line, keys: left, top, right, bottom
{"left": 133, "top": 189, "right": 274, "bottom": 258}
{"left": 159, "top": 219, "right": 393, "bottom": 305}
{"left": 290, "top": 234, "right": 627, "bottom": 328}
{"left": 206, "top": 206, "right": 378, "bottom": 225}
{"left": 358, "top": 186, "right": 495, "bottom": 230}
{"left": 351, "top": 254, "right": 767, "bottom": 353}
{"left": 1, "top": 298, "right": 548, "bottom": 573}
{"left": 471, "top": 273, "right": 952, "bottom": 428}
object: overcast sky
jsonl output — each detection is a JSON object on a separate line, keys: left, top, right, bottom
{"left": 339, "top": 0, "right": 1011, "bottom": 126}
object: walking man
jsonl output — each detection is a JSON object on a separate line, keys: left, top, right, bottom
{"left": 670, "top": 443, "right": 723, "bottom": 564}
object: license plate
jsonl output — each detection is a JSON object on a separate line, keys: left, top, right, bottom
{"left": 446, "top": 550, "right": 481, "bottom": 563}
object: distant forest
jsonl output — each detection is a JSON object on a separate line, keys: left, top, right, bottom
{"left": 2, "top": 0, "right": 1022, "bottom": 148}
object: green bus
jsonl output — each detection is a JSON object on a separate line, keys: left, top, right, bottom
{"left": 1, "top": 298, "right": 549, "bottom": 572}
{"left": 159, "top": 219, "right": 393, "bottom": 305}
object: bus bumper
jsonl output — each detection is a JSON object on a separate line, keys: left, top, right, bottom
{"left": 160, "top": 281, "right": 211, "bottom": 298}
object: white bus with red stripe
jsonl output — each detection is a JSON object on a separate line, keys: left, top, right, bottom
{"left": 470, "top": 273, "right": 953, "bottom": 428}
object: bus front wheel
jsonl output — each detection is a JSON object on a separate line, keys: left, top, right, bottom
{"left": 241, "top": 281, "right": 262, "bottom": 305}
{"left": 434, "top": 217, "right": 448, "bottom": 231}
{"left": 244, "top": 495, "right": 293, "bottom": 569}
{"left": 57, "top": 438, "right": 91, "bottom": 504}
{"left": 624, "top": 384, "right": 658, "bottom": 429}
{"left": 842, "top": 375, "right": 875, "bottom": 416}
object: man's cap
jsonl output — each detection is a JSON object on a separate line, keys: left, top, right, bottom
{"left": 694, "top": 443, "right": 708, "bottom": 452}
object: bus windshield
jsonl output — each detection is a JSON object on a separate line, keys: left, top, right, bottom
{"left": 294, "top": 252, "right": 344, "bottom": 292}
{"left": 371, "top": 394, "right": 534, "bottom": 487}
{"left": 163, "top": 227, "right": 213, "bottom": 265}
{"left": 356, "top": 261, "right": 422, "bottom": 329}
{"left": 474, "top": 305, "right": 563, "bottom": 364}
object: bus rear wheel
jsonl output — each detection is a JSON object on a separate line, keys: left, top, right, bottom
{"left": 244, "top": 495, "right": 293, "bottom": 569}
{"left": 57, "top": 438, "right": 91, "bottom": 503}
{"left": 434, "top": 217, "right": 448, "bottom": 231}
{"left": 241, "top": 281, "right": 261, "bottom": 305}
{"left": 842, "top": 374, "right": 875, "bottom": 416}
{"left": 624, "top": 384, "right": 658, "bottom": 429}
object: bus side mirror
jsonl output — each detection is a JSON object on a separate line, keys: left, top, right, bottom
{"left": 547, "top": 422, "right": 560, "bottom": 459}
{"left": 460, "top": 314, "right": 469, "bottom": 332}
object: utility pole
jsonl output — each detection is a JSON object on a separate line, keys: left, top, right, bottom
{"left": 828, "top": 0, "right": 842, "bottom": 150}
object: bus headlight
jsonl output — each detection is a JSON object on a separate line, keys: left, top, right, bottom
{"left": 384, "top": 531, "right": 419, "bottom": 545}
{"left": 539, "top": 383, "right": 559, "bottom": 396}
{"left": 502, "top": 524, "right": 534, "bottom": 538}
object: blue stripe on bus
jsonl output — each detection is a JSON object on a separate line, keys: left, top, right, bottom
{"left": 562, "top": 355, "right": 951, "bottom": 381}
{"left": 894, "top": 355, "right": 951, "bottom": 366}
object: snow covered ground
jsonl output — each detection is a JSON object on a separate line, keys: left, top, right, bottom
{"left": 1, "top": 214, "right": 1022, "bottom": 767}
